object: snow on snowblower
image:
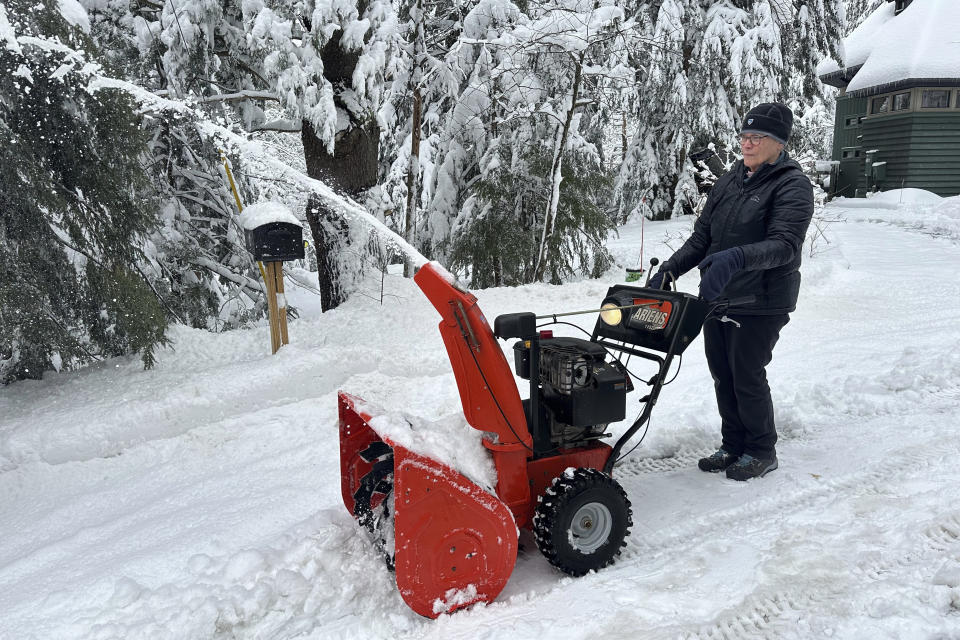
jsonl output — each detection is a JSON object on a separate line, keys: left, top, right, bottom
{"left": 338, "top": 260, "right": 748, "bottom": 617}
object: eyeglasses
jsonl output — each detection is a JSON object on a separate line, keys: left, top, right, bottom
{"left": 739, "top": 134, "right": 768, "bottom": 146}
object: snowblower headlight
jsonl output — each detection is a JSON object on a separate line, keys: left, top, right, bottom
{"left": 600, "top": 293, "right": 635, "bottom": 326}
{"left": 600, "top": 302, "right": 623, "bottom": 326}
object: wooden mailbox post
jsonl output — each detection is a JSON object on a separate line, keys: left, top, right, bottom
{"left": 242, "top": 202, "right": 305, "bottom": 354}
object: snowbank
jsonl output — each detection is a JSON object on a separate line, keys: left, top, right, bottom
{"left": 828, "top": 188, "right": 943, "bottom": 210}
{"left": 867, "top": 188, "right": 943, "bottom": 206}
{"left": 826, "top": 189, "right": 960, "bottom": 244}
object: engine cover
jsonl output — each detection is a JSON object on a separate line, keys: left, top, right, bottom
{"left": 539, "top": 337, "right": 628, "bottom": 428}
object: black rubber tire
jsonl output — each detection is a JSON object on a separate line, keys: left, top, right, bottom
{"left": 352, "top": 443, "right": 396, "bottom": 571}
{"left": 533, "top": 468, "right": 632, "bottom": 577}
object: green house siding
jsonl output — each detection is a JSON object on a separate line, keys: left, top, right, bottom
{"left": 861, "top": 112, "right": 960, "bottom": 196}
{"left": 905, "top": 114, "right": 960, "bottom": 195}
{"left": 831, "top": 95, "right": 867, "bottom": 197}
{"left": 861, "top": 113, "right": 913, "bottom": 192}
{"left": 832, "top": 96, "right": 867, "bottom": 156}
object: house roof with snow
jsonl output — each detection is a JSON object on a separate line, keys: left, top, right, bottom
{"left": 817, "top": 0, "right": 960, "bottom": 96}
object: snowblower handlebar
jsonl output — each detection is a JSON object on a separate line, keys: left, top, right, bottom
{"left": 708, "top": 295, "right": 757, "bottom": 312}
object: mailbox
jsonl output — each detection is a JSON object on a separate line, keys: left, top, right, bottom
{"left": 244, "top": 222, "right": 304, "bottom": 262}
{"left": 241, "top": 202, "right": 305, "bottom": 262}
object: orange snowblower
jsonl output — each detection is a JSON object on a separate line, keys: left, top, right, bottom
{"left": 339, "top": 261, "right": 736, "bottom": 617}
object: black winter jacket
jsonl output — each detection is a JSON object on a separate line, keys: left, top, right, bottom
{"left": 663, "top": 153, "right": 814, "bottom": 315}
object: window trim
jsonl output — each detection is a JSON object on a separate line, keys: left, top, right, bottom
{"left": 841, "top": 147, "right": 864, "bottom": 160}
{"left": 892, "top": 91, "right": 911, "bottom": 112}
{"left": 866, "top": 87, "right": 960, "bottom": 116}
{"left": 843, "top": 115, "right": 865, "bottom": 129}
{"left": 870, "top": 95, "right": 890, "bottom": 115}
{"left": 920, "top": 88, "right": 953, "bottom": 109}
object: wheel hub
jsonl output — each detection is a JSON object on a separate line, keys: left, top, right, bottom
{"left": 569, "top": 502, "right": 612, "bottom": 554}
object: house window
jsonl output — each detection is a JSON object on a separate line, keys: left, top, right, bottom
{"left": 844, "top": 116, "right": 863, "bottom": 128}
{"left": 892, "top": 92, "right": 911, "bottom": 111}
{"left": 871, "top": 96, "right": 890, "bottom": 114}
{"left": 841, "top": 147, "right": 863, "bottom": 160}
{"left": 921, "top": 89, "right": 952, "bottom": 108}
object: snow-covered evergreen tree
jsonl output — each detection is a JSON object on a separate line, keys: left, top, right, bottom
{"left": 616, "top": 0, "right": 845, "bottom": 221}
{"left": 845, "top": 0, "right": 884, "bottom": 29}
{"left": 418, "top": 0, "right": 635, "bottom": 284}
{"left": 81, "top": 0, "right": 272, "bottom": 329}
{"left": 0, "top": 0, "right": 169, "bottom": 382}
{"left": 419, "top": 0, "right": 528, "bottom": 267}
{"left": 93, "top": 0, "right": 398, "bottom": 311}
{"left": 374, "top": 0, "right": 470, "bottom": 271}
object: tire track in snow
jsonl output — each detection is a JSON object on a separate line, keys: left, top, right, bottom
{"left": 855, "top": 510, "right": 960, "bottom": 582}
{"left": 925, "top": 512, "right": 960, "bottom": 551}
{"left": 613, "top": 449, "right": 706, "bottom": 477}
{"left": 607, "top": 439, "right": 960, "bottom": 640}
{"left": 664, "top": 510, "right": 960, "bottom": 640}
{"left": 673, "top": 591, "right": 833, "bottom": 640}
{"left": 610, "top": 351, "right": 960, "bottom": 562}
{"left": 610, "top": 432, "right": 819, "bottom": 482}
{"left": 603, "top": 357, "right": 949, "bottom": 483}
{"left": 611, "top": 420, "right": 822, "bottom": 481}
{"left": 620, "top": 437, "right": 960, "bottom": 560}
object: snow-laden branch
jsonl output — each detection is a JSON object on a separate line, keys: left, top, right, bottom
{"left": 251, "top": 119, "right": 302, "bottom": 133}
{"left": 84, "top": 77, "right": 429, "bottom": 271}
{"left": 195, "top": 90, "right": 280, "bottom": 104}
{"left": 192, "top": 257, "right": 265, "bottom": 296}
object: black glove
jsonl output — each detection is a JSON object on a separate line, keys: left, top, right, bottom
{"left": 648, "top": 265, "right": 674, "bottom": 290}
{"left": 698, "top": 247, "right": 744, "bottom": 301}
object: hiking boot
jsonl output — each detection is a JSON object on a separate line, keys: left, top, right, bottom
{"left": 725, "top": 454, "right": 778, "bottom": 481}
{"left": 698, "top": 449, "right": 739, "bottom": 472}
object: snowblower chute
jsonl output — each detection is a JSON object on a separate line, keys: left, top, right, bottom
{"left": 339, "top": 261, "right": 740, "bottom": 618}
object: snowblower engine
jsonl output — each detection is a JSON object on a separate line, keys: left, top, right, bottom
{"left": 497, "top": 284, "right": 710, "bottom": 456}
{"left": 513, "top": 337, "right": 630, "bottom": 449}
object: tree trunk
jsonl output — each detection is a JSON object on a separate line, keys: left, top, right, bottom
{"left": 403, "top": 0, "right": 426, "bottom": 278}
{"left": 403, "top": 87, "right": 422, "bottom": 278}
{"left": 533, "top": 55, "right": 583, "bottom": 282}
{"left": 301, "top": 120, "right": 379, "bottom": 311}
{"left": 296, "top": 2, "right": 380, "bottom": 312}
{"left": 621, "top": 112, "right": 628, "bottom": 164}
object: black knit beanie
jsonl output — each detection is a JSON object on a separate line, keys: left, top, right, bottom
{"left": 741, "top": 102, "right": 793, "bottom": 144}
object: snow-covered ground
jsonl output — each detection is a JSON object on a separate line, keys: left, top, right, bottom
{"left": 2, "top": 194, "right": 960, "bottom": 639}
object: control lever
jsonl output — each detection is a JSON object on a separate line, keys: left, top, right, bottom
{"left": 643, "top": 257, "right": 659, "bottom": 287}
{"left": 644, "top": 257, "right": 675, "bottom": 291}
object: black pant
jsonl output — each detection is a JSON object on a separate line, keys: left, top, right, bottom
{"left": 702, "top": 313, "right": 789, "bottom": 459}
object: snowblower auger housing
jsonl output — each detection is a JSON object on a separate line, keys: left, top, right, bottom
{"left": 338, "top": 393, "right": 519, "bottom": 618}
{"left": 338, "top": 263, "right": 721, "bottom": 618}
